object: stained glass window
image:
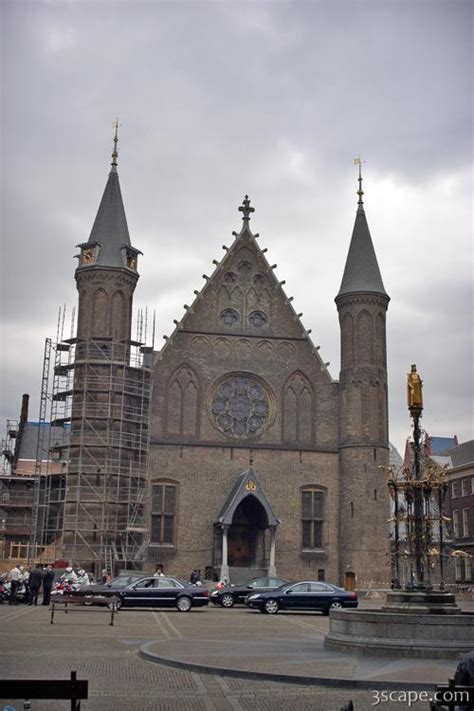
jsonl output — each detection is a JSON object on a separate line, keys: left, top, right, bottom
{"left": 211, "top": 376, "right": 270, "bottom": 439}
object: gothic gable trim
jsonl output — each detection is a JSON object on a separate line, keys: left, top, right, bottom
{"left": 216, "top": 465, "right": 280, "bottom": 527}
{"left": 157, "top": 200, "right": 333, "bottom": 382}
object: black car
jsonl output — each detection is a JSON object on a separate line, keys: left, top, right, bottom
{"left": 79, "top": 573, "right": 145, "bottom": 606}
{"left": 245, "top": 580, "right": 358, "bottom": 614}
{"left": 211, "top": 577, "right": 290, "bottom": 608}
{"left": 115, "top": 576, "right": 209, "bottom": 612}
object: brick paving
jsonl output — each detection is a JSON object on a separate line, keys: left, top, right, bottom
{"left": 0, "top": 600, "right": 469, "bottom": 710}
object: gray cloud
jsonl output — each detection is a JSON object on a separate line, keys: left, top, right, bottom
{"left": 1, "top": 0, "right": 472, "bottom": 456}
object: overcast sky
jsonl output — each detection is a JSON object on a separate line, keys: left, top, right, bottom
{"left": 1, "top": 0, "right": 472, "bottom": 457}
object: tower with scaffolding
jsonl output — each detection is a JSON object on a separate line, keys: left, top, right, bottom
{"left": 26, "top": 127, "right": 154, "bottom": 576}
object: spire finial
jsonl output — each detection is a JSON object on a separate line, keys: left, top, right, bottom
{"left": 111, "top": 118, "right": 120, "bottom": 172}
{"left": 353, "top": 155, "right": 366, "bottom": 211}
{"left": 238, "top": 195, "right": 255, "bottom": 228}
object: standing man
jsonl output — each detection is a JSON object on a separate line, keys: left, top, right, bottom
{"left": 8, "top": 564, "right": 21, "bottom": 604}
{"left": 42, "top": 564, "right": 55, "bottom": 606}
{"left": 28, "top": 564, "right": 43, "bottom": 606}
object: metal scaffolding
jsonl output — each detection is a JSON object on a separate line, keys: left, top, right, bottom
{"left": 61, "top": 332, "right": 152, "bottom": 575}
{"left": 23, "top": 307, "right": 154, "bottom": 574}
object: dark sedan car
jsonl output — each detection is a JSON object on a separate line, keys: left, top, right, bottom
{"left": 115, "top": 576, "right": 209, "bottom": 612}
{"left": 245, "top": 581, "right": 358, "bottom": 615}
{"left": 80, "top": 573, "right": 145, "bottom": 606}
{"left": 211, "top": 577, "right": 290, "bottom": 608}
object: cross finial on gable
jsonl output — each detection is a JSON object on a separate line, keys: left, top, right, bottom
{"left": 238, "top": 195, "right": 255, "bottom": 226}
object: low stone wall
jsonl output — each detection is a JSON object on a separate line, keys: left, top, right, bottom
{"left": 325, "top": 609, "right": 474, "bottom": 658}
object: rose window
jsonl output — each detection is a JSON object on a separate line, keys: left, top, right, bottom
{"left": 211, "top": 376, "right": 270, "bottom": 438}
{"left": 249, "top": 310, "right": 268, "bottom": 328}
{"left": 220, "top": 308, "right": 239, "bottom": 327}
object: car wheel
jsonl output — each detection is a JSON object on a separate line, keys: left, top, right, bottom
{"left": 220, "top": 593, "right": 235, "bottom": 608}
{"left": 83, "top": 596, "right": 93, "bottom": 606}
{"left": 264, "top": 598, "right": 279, "bottom": 615}
{"left": 176, "top": 595, "right": 192, "bottom": 612}
{"left": 330, "top": 600, "right": 342, "bottom": 611}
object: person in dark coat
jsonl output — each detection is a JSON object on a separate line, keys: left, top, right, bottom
{"left": 454, "top": 651, "right": 474, "bottom": 711}
{"left": 28, "top": 564, "right": 43, "bottom": 606}
{"left": 42, "top": 564, "right": 55, "bottom": 606}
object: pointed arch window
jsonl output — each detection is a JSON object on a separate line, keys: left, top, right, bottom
{"left": 166, "top": 365, "right": 199, "bottom": 436}
{"left": 282, "top": 372, "right": 314, "bottom": 444}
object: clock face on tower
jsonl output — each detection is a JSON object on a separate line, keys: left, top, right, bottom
{"left": 81, "top": 246, "right": 97, "bottom": 265}
{"left": 126, "top": 252, "right": 137, "bottom": 271}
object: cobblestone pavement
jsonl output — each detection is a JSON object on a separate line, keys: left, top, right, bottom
{"left": 0, "top": 601, "right": 465, "bottom": 711}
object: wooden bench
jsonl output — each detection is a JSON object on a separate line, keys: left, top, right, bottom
{"left": 0, "top": 670, "right": 87, "bottom": 710}
{"left": 50, "top": 594, "right": 119, "bottom": 626}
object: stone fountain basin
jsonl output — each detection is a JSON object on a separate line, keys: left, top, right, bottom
{"left": 325, "top": 608, "right": 474, "bottom": 658}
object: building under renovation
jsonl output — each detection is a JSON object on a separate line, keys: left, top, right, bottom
{"left": 2, "top": 135, "right": 396, "bottom": 587}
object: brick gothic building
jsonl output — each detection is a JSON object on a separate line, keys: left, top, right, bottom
{"left": 72, "top": 143, "right": 390, "bottom": 588}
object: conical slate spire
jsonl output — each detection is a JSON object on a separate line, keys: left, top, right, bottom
{"left": 337, "top": 168, "right": 387, "bottom": 298}
{"left": 86, "top": 123, "right": 131, "bottom": 268}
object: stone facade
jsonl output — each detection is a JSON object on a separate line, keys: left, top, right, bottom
{"left": 64, "top": 152, "right": 391, "bottom": 587}
{"left": 146, "top": 208, "right": 390, "bottom": 588}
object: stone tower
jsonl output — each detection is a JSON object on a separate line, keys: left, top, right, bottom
{"left": 336, "top": 167, "right": 390, "bottom": 588}
{"left": 63, "top": 128, "right": 150, "bottom": 574}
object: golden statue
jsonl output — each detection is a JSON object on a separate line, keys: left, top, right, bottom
{"left": 407, "top": 364, "right": 423, "bottom": 409}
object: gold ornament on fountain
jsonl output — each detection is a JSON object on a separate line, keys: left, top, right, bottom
{"left": 407, "top": 364, "right": 423, "bottom": 412}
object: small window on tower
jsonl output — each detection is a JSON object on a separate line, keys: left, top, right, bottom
{"left": 126, "top": 252, "right": 137, "bottom": 271}
{"left": 81, "top": 246, "right": 97, "bottom": 266}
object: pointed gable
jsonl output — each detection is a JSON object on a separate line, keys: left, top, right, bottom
{"left": 216, "top": 464, "right": 280, "bottom": 527}
{"left": 159, "top": 196, "right": 330, "bottom": 377}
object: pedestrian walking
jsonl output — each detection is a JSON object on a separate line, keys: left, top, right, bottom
{"left": 28, "top": 564, "right": 43, "bottom": 606}
{"left": 154, "top": 564, "right": 164, "bottom": 577}
{"left": 8, "top": 564, "right": 21, "bottom": 604}
{"left": 42, "top": 564, "right": 55, "bottom": 606}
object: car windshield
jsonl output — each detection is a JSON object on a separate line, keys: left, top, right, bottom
{"left": 109, "top": 576, "right": 141, "bottom": 588}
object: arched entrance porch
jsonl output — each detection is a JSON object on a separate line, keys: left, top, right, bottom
{"left": 215, "top": 464, "right": 279, "bottom": 582}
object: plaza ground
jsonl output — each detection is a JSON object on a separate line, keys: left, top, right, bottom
{"left": 0, "top": 598, "right": 472, "bottom": 710}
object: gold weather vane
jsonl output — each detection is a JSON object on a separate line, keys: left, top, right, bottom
{"left": 111, "top": 118, "right": 121, "bottom": 170}
{"left": 353, "top": 155, "right": 366, "bottom": 207}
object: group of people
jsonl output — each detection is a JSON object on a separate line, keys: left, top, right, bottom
{"left": 190, "top": 569, "right": 203, "bottom": 584}
{"left": 8, "top": 563, "right": 55, "bottom": 606}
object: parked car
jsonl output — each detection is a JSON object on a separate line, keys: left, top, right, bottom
{"left": 79, "top": 573, "right": 145, "bottom": 606}
{"left": 245, "top": 581, "right": 358, "bottom": 615}
{"left": 211, "top": 577, "right": 290, "bottom": 608}
{"left": 115, "top": 576, "right": 210, "bottom": 612}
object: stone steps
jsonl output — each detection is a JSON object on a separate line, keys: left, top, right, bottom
{"left": 228, "top": 567, "right": 267, "bottom": 585}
